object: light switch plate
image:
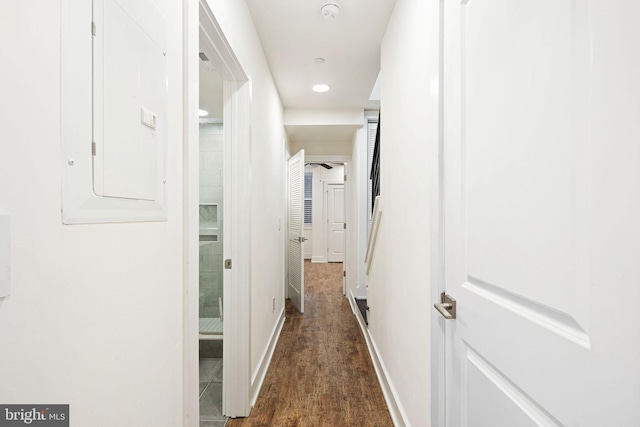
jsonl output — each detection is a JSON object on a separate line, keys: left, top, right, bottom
{"left": 0, "top": 214, "right": 10, "bottom": 298}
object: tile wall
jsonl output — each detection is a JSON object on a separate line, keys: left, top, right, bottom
{"left": 199, "top": 123, "right": 224, "bottom": 319}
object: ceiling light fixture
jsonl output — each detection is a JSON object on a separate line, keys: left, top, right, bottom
{"left": 198, "top": 109, "right": 209, "bottom": 117}
{"left": 312, "top": 84, "right": 331, "bottom": 93}
{"left": 320, "top": 1, "right": 341, "bottom": 20}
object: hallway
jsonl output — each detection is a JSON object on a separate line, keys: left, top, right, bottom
{"left": 227, "top": 261, "right": 393, "bottom": 427}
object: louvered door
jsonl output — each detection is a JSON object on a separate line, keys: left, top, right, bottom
{"left": 288, "top": 150, "right": 305, "bottom": 313}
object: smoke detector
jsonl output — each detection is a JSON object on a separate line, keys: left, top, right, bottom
{"left": 320, "top": 2, "right": 341, "bottom": 19}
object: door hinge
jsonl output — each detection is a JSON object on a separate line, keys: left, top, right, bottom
{"left": 224, "top": 259, "right": 232, "bottom": 269}
{"left": 343, "top": 271, "right": 346, "bottom": 277}
{"left": 343, "top": 223, "right": 346, "bottom": 230}
{"left": 91, "top": 142, "right": 96, "bottom": 156}
{"left": 344, "top": 175, "right": 347, "bottom": 181}
{"left": 91, "top": 21, "right": 96, "bottom": 36}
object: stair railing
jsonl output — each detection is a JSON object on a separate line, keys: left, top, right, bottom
{"left": 365, "top": 196, "right": 383, "bottom": 275}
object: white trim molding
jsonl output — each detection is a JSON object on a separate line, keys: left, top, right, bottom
{"left": 223, "top": 78, "right": 252, "bottom": 418}
{"left": 198, "top": 1, "right": 246, "bottom": 82}
{"left": 348, "top": 291, "right": 408, "bottom": 427}
{"left": 306, "top": 154, "right": 351, "bottom": 163}
{"left": 183, "top": 1, "right": 200, "bottom": 425}
{"left": 251, "top": 309, "right": 286, "bottom": 407}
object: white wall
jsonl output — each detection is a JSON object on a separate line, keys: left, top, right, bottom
{"left": 204, "top": 0, "right": 287, "bottom": 397}
{"left": 0, "top": 2, "right": 184, "bottom": 426}
{"left": 291, "top": 140, "right": 353, "bottom": 156}
{"left": 310, "top": 165, "right": 344, "bottom": 263}
{"left": 348, "top": 119, "right": 369, "bottom": 300}
{"left": 303, "top": 225, "right": 313, "bottom": 259}
{"left": 285, "top": 107, "right": 362, "bottom": 156}
{"left": 365, "top": 0, "right": 439, "bottom": 425}
{"left": 284, "top": 108, "right": 364, "bottom": 126}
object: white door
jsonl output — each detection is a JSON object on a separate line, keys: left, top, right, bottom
{"left": 327, "top": 183, "right": 345, "bottom": 262}
{"left": 441, "top": 1, "right": 640, "bottom": 426}
{"left": 288, "top": 149, "right": 305, "bottom": 313}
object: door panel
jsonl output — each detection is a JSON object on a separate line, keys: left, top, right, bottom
{"left": 464, "top": 0, "right": 578, "bottom": 320}
{"left": 466, "top": 346, "right": 551, "bottom": 427}
{"left": 443, "top": 0, "right": 640, "bottom": 425}
{"left": 288, "top": 150, "right": 305, "bottom": 313}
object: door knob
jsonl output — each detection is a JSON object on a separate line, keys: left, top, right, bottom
{"left": 297, "top": 236, "right": 308, "bottom": 243}
{"left": 434, "top": 292, "right": 456, "bottom": 319}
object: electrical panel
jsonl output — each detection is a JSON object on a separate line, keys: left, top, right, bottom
{"left": 61, "top": 0, "right": 168, "bottom": 223}
{"left": 92, "top": 0, "right": 167, "bottom": 201}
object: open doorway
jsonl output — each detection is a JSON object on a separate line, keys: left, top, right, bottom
{"left": 198, "top": 50, "right": 226, "bottom": 424}
{"left": 304, "top": 162, "right": 345, "bottom": 265}
{"left": 297, "top": 158, "right": 348, "bottom": 299}
{"left": 185, "top": 0, "right": 252, "bottom": 423}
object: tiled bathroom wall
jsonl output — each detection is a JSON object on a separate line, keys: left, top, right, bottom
{"left": 199, "top": 123, "right": 224, "bottom": 319}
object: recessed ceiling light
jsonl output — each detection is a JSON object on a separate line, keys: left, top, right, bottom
{"left": 312, "top": 84, "right": 331, "bottom": 93}
{"left": 314, "top": 57, "right": 325, "bottom": 64}
{"left": 198, "top": 109, "right": 209, "bottom": 117}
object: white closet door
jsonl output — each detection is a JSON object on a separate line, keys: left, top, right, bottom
{"left": 327, "top": 183, "right": 345, "bottom": 263}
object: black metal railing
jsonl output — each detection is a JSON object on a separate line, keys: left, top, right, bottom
{"left": 370, "top": 114, "right": 380, "bottom": 213}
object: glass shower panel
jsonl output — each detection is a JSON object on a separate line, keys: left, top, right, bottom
{"left": 199, "top": 123, "right": 224, "bottom": 336}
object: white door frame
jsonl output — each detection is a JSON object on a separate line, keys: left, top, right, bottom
{"left": 184, "top": 0, "right": 251, "bottom": 423}
{"left": 306, "top": 155, "right": 350, "bottom": 295}
{"left": 431, "top": 1, "right": 445, "bottom": 426}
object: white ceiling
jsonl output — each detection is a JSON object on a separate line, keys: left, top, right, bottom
{"left": 199, "top": 0, "right": 394, "bottom": 147}
{"left": 245, "top": 0, "right": 395, "bottom": 110}
{"left": 199, "top": 60, "right": 224, "bottom": 121}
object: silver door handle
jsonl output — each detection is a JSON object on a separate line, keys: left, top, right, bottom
{"left": 297, "top": 236, "right": 308, "bottom": 243}
{"left": 434, "top": 292, "right": 456, "bottom": 319}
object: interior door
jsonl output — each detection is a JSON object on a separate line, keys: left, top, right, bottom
{"left": 441, "top": 1, "right": 640, "bottom": 425}
{"left": 288, "top": 149, "right": 305, "bottom": 313}
{"left": 327, "top": 183, "right": 345, "bottom": 263}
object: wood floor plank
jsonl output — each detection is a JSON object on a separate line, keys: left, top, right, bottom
{"left": 227, "top": 261, "right": 393, "bottom": 427}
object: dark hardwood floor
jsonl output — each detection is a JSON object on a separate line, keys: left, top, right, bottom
{"left": 227, "top": 260, "right": 393, "bottom": 427}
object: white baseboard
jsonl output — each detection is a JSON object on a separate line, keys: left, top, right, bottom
{"left": 348, "top": 291, "right": 408, "bottom": 427}
{"left": 250, "top": 308, "right": 286, "bottom": 407}
{"left": 311, "top": 255, "right": 326, "bottom": 263}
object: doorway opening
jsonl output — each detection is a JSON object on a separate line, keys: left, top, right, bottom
{"left": 185, "top": 0, "right": 251, "bottom": 423}
{"left": 198, "top": 53, "right": 226, "bottom": 424}
{"left": 287, "top": 153, "right": 349, "bottom": 314}
{"left": 303, "top": 162, "right": 346, "bottom": 265}
{"left": 300, "top": 157, "right": 348, "bottom": 299}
